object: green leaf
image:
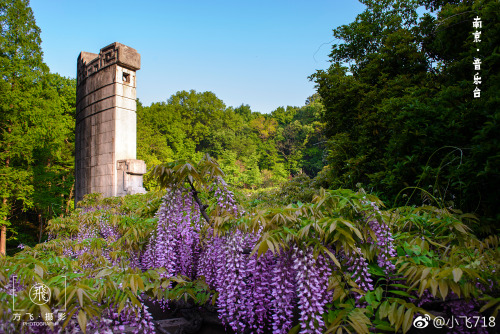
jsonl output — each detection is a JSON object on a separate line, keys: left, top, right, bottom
{"left": 95, "top": 268, "right": 114, "bottom": 278}
{"left": 365, "top": 292, "right": 374, "bottom": 304}
{"left": 402, "top": 309, "right": 413, "bottom": 333}
{"left": 375, "top": 323, "right": 394, "bottom": 331}
{"left": 257, "top": 239, "right": 269, "bottom": 256}
{"left": 287, "top": 324, "right": 300, "bottom": 334}
{"left": 390, "top": 283, "right": 410, "bottom": 289}
{"left": 266, "top": 238, "right": 276, "bottom": 254}
{"left": 323, "top": 247, "right": 341, "bottom": 268}
{"left": 77, "top": 309, "right": 87, "bottom": 334}
{"left": 395, "top": 304, "right": 405, "bottom": 332}
{"left": 77, "top": 288, "right": 84, "bottom": 307}
{"left": 479, "top": 298, "right": 500, "bottom": 316}
{"left": 452, "top": 268, "right": 462, "bottom": 283}
{"left": 388, "top": 290, "right": 413, "bottom": 298}
{"left": 379, "top": 300, "right": 389, "bottom": 319}
{"left": 375, "top": 287, "right": 383, "bottom": 301}
{"left": 429, "top": 279, "right": 437, "bottom": 296}
{"left": 438, "top": 280, "right": 448, "bottom": 300}
{"left": 39, "top": 304, "right": 53, "bottom": 329}
{"left": 421, "top": 267, "right": 431, "bottom": 280}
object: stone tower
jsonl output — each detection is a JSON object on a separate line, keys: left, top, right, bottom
{"left": 75, "top": 42, "right": 146, "bottom": 205}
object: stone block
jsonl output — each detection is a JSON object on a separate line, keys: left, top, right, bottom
{"left": 95, "top": 165, "right": 105, "bottom": 176}
{"left": 90, "top": 155, "right": 96, "bottom": 167}
{"left": 81, "top": 84, "right": 115, "bottom": 108}
{"left": 96, "top": 154, "right": 106, "bottom": 166}
{"left": 116, "top": 83, "right": 136, "bottom": 99}
{"left": 80, "top": 97, "right": 114, "bottom": 118}
{"left": 76, "top": 66, "right": 116, "bottom": 109}
{"left": 102, "top": 109, "right": 115, "bottom": 123}
{"left": 117, "top": 159, "right": 147, "bottom": 175}
{"left": 99, "top": 141, "right": 113, "bottom": 154}
{"left": 115, "top": 109, "right": 137, "bottom": 160}
{"left": 91, "top": 176, "right": 98, "bottom": 189}
{"left": 97, "top": 131, "right": 113, "bottom": 144}
{"left": 155, "top": 318, "right": 190, "bottom": 333}
{"left": 115, "top": 95, "right": 136, "bottom": 111}
{"left": 100, "top": 120, "right": 114, "bottom": 133}
{"left": 79, "top": 51, "right": 98, "bottom": 65}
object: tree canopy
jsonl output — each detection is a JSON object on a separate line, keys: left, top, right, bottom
{"left": 137, "top": 90, "right": 326, "bottom": 190}
{"left": 310, "top": 0, "right": 500, "bottom": 233}
{"left": 0, "top": 0, "right": 75, "bottom": 254}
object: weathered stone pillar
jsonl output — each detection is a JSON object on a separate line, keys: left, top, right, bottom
{"left": 75, "top": 42, "right": 146, "bottom": 205}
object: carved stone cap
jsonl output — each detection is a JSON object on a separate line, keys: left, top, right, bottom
{"left": 117, "top": 159, "right": 147, "bottom": 175}
{"left": 103, "top": 42, "right": 141, "bottom": 71}
{"left": 77, "top": 42, "right": 141, "bottom": 87}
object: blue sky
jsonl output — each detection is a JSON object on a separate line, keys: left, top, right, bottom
{"left": 30, "top": 0, "right": 366, "bottom": 113}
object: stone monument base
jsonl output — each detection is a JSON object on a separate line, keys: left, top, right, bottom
{"left": 117, "top": 159, "right": 147, "bottom": 196}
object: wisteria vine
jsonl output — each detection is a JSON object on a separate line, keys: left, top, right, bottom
{"left": 139, "top": 181, "right": 400, "bottom": 333}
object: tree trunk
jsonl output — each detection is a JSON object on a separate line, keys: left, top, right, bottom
{"left": 64, "top": 183, "right": 74, "bottom": 216}
{"left": 1, "top": 128, "right": 11, "bottom": 256}
{"left": 187, "top": 180, "right": 211, "bottom": 225}
{"left": 0, "top": 224, "right": 6, "bottom": 256}
{"left": 38, "top": 214, "right": 43, "bottom": 243}
{"left": 0, "top": 198, "right": 7, "bottom": 256}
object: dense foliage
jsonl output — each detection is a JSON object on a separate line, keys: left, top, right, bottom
{"left": 136, "top": 91, "right": 326, "bottom": 191}
{"left": 1, "top": 0, "right": 76, "bottom": 252}
{"left": 310, "top": 0, "right": 500, "bottom": 233}
{"left": 1, "top": 156, "right": 498, "bottom": 334}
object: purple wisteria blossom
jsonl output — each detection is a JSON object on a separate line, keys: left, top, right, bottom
{"left": 365, "top": 202, "right": 396, "bottom": 271}
{"left": 345, "top": 247, "right": 374, "bottom": 296}
{"left": 141, "top": 187, "right": 201, "bottom": 279}
{"left": 293, "top": 246, "right": 332, "bottom": 333}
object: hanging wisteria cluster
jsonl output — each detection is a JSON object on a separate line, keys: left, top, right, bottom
{"left": 214, "top": 177, "right": 239, "bottom": 216}
{"left": 345, "top": 247, "right": 374, "bottom": 297}
{"left": 292, "top": 246, "right": 332, "bottom": 333}
{"left": 54, "top": 210, "right": 137, "bottom": 269}
{"left": 141, "top": 187, "right": 201, "bottom": 279}
{"left": 142, "top": 181, "right": 372, "bottom": 333}
{"left": 196, "top": 228, "right": 336, "bottom": 333}
{"left": 270, "top": 249, "right": 296, "bottom": 333}
{"left": 0, "top": 206, "right": 158, "bottom": 334}
{"left": 365, "top": 202, "right": 396, "bottom": 271}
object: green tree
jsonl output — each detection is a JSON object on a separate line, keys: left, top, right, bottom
{"left": 234, "top": 104, "right": 253, "bottom": 122}
{"left": 271, "top": 99, "right": 326, "bottom": 177}
{"left": 249, "top": 115, "right": 278, "bottom": 140}
{"left": 31, "top": 73, "right": 75, "bottom": 240}
{"left": 0, "top": 0, "right": 48, "bottom": 254}
{"left": 297, "top": 97, "right": 326, "bottom": 176}
{"left": 311, "top": 0, "right": 500, "bottom": 232}
{"left": 0, "top": 0, "right": 76, "bottom": 253}
{"left": 167, "top": 90, "right": 226, "bottom": 147}
{"left": 271, "top": 106, "right": 296, "bottom": 126}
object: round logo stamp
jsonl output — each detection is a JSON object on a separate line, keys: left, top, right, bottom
{"left": 29, "top": 283, "right": 51, "bottom": 305}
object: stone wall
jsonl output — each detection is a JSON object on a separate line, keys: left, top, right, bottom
{"left": 75, "top": 42, "right": 146, "bottom": 204}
